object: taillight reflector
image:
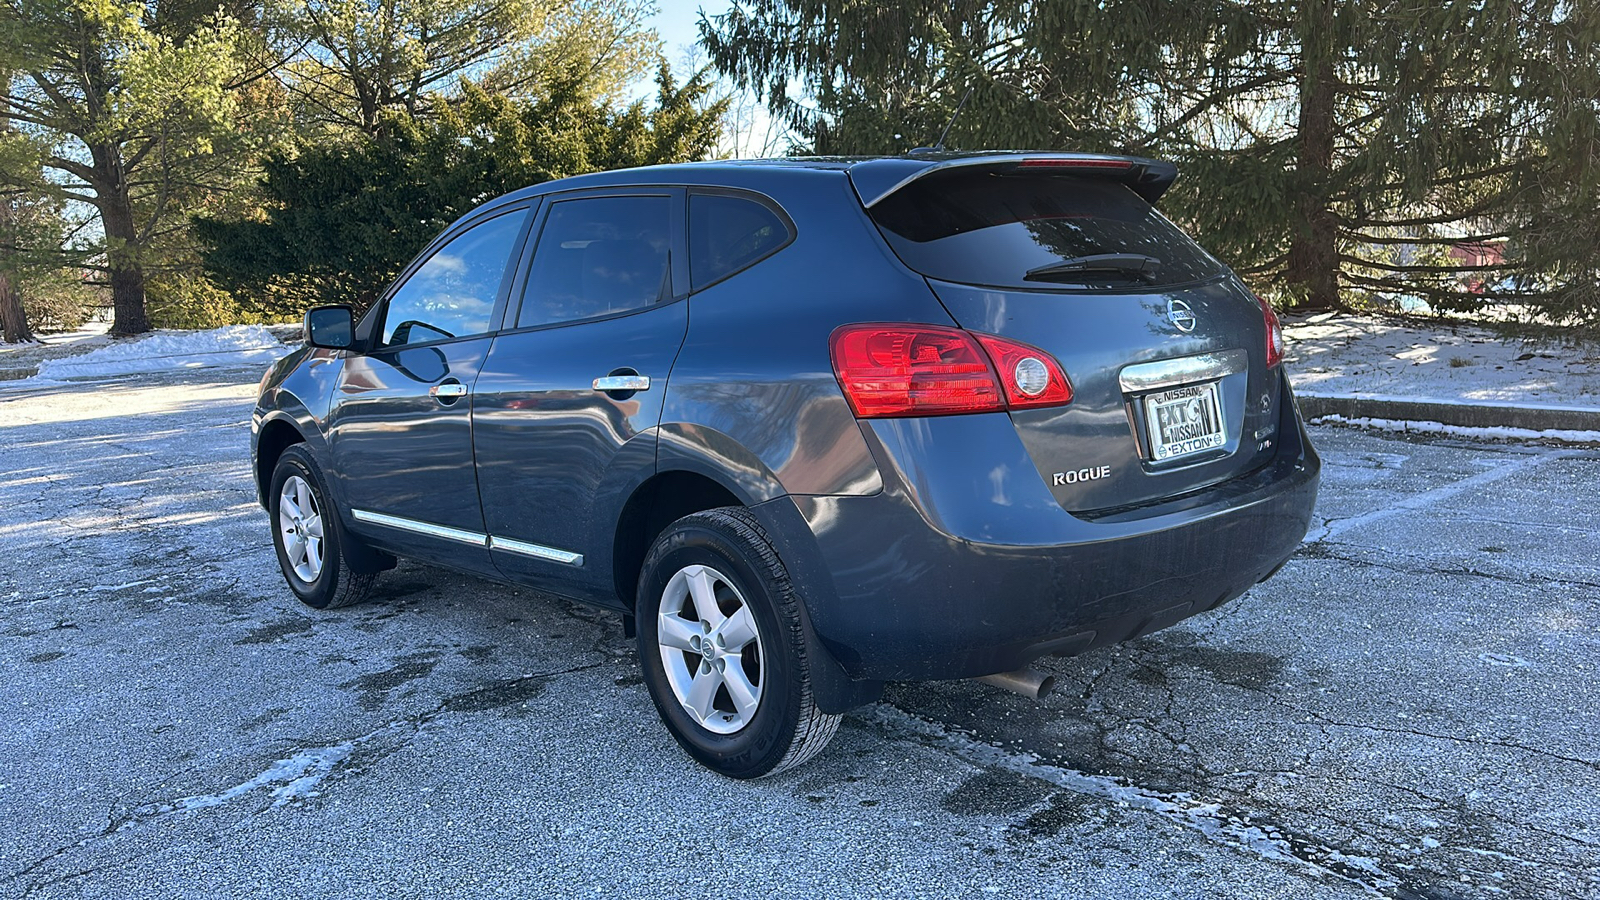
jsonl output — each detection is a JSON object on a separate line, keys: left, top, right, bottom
{"left": 972, "top": 333, "right": 1074, "bottom": 409}
{"left": 830, "top": 324, "right": 1073, "bottom": 418}
{"left": 1257, "top": 294, "right": 1285, "bottom": 368}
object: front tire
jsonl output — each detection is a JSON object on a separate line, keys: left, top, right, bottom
{"left": 637, "top": 507, "right": 841, "bottom": 779}
{"left": 269, "top": 444, "right": 378, "bottom": 610}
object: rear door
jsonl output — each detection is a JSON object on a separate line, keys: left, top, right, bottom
{"left": 327, "top": 205, "right": 532, "bottom": 570}
{"left": 472, "top": 189, "right": 688, "bottom": 600}
{"left": 861, "top": 163, "right": 1282, "bottom": 513}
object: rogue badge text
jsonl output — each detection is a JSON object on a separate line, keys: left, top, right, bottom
{"left": 1053, "top": 466, "right": 1113, "bottom": 486}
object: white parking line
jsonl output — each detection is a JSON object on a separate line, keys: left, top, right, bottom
{"left": 864, "top": 704, "right": 1398, "bottom": 895}
{"left": 1306, "top": 449, "right": 1566, "bottom": 543}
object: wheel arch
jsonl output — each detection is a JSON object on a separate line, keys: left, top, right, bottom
{"left": 612, "top": 468, "right": 746, "bottom": 609}
{"left": 254, "top": 414, "right": 308, "bottom": 508}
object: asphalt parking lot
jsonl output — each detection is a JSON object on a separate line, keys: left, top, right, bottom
{"left": 1, "top": 370, "right": 1596, "bottom": 900}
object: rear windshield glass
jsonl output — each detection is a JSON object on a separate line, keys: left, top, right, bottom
{"left": 869, "top": 171, "right": 1224, "bottom": 290}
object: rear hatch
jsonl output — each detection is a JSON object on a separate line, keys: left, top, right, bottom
{"left": 852, "top": 154, "right": 1283, "bottom": 513}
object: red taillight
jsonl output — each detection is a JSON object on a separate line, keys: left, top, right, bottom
{"left": 829, "top": 324, "right": 1072, "bottom": 418}
{"left": 1256, "top": 294, "right": 1284, "bottom": 368}
{"left": 973, "top": 333, "right": 1074, "bottom": 409}
{"left": 1017, "top": 158, "right": 1133, "bottom": 170}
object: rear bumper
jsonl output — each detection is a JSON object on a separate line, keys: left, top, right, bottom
{"left": 754, "top": 378, "right": 1320, "bottom": 682}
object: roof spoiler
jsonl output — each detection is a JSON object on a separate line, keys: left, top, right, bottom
{"left": 849, "top": 153, "right": 1179, "bottom": 208}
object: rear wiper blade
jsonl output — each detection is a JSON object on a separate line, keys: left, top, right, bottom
{"left": 1025, "top": 253, "right": 1162, "bottom": 282}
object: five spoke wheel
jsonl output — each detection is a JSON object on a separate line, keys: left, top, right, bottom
{"left": 277, "top": 474, "right": 325, "bottom": 584}
{"left": 657, "top": 564, "right": 764, "bottom": 734}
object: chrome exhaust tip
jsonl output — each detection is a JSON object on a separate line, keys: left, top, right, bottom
{"left": 974, "top": 668, "right": 1056, "bottom": 700}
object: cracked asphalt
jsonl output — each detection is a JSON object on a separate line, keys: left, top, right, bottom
{"left": 1, "top": 369, "right": 1596, "bottom": 900}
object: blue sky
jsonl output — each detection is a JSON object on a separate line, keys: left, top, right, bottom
{"left": 649, "top": 0, "right": 727, "bottom": 62}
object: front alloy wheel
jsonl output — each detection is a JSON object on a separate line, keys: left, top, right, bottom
{"left": 277, "top": 474, "right": 325, "bottom": 584}
{"left": 269, "top": 444, "right": 379, "bottom": 610}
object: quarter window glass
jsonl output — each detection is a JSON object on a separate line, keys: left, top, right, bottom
{"left": 381, "top": 211, "right": 525, "bottom": 346}
{"left": 689, "top": 194, "right": 790, "bottom": 289}
{"left": 519, "top": 196, "right": 672, "bottom": 328}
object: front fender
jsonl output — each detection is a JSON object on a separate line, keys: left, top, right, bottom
{"left": 252, "top": 349, "right": 344, "bottom": 505}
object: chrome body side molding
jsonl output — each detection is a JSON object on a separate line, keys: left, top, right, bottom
{"left": 351, "top": 509, "right": 584, "bottom": 566}
{"left": 489, "top": 535, "right": 584, "bottom": 566}
{"left": 351, "top": 509, "right": 487, "bottom": 546}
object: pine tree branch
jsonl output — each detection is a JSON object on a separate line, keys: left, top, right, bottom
{"left": 1342, "top": 229, "right": 1513, "bottom": 245}
{"left": 122, "top": 136, "right": 158, "bottom": 173}
{"left": 1134, "top": 69, "right": 1293, "bottom": 150}
{"left": 41, "top": 154, "right": 97, "bottom": 187}
{"left": 1340, "top": 254, "right": 1512, "bottom": 274}
{"left": 0, "top": 92, "right": 67, "bottom": 130}
{"left": 1339, "top": 203, "right": 1501, "bottom": 229}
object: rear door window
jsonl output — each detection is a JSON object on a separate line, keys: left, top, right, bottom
{"left": 689, "top": 193, "right": 791, "bottom": 289}
{"left": 517, "top": 196, "right": 672, "bottom": 329}
{"left": 869, "top": 172, "right": 1224, "bottom": 290}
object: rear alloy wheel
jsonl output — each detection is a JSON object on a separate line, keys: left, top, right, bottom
{"left": 269, "top": 445, "right": 378, "bottom": 610}
{"left": 656, "top": 563, "right": 766, "bottom": 734}
{"left": 637, "top": 507, "right": 840, "bottom": 778}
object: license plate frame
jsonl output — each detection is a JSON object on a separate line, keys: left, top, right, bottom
{"left": 1143, "top": 380, "right": 1226, "bottom": 462}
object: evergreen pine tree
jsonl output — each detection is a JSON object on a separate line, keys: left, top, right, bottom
{"left": 702, "top": 0, "right": 1600, "bottom": 322}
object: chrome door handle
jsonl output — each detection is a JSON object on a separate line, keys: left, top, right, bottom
{"left": 593, "top": 375, "right": 650, "bottom": 392}
{"left": 430, "top": 383, "right": 469, "bottom": 398}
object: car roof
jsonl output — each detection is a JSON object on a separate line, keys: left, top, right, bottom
{"left": 486, "top": 158, "right": 859, "bottom": 208}
{"left": 482, "top": 151, "right": 1178, "bottom": 211}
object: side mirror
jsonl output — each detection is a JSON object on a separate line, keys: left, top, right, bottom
{"left": 304, "top": 305, "right": 354, "bottom": 350}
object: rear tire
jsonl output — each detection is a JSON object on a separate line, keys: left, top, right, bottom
{"left": 269, "top": 445, "right": 378, "bottom": 610}
{"left": 636, "top": 507, "right": 840, "bottom": 778}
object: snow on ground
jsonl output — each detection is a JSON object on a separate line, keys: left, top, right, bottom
{"left": 1284, "top": 313, "right": 1600, "bottom": 409}
{"left": 29, "top": 325, "right": 293, "bottom": 382}
{"left": 0, "top": 321, "right": 115, "bottom": 378}
{"left": 6, "top": 313, "right": 1599, "bottom": 413}
{"left": 1313, "top": 413, "right": 1600, "bottom": 446}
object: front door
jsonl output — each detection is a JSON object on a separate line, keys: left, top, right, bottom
{"left": 328, "top": 205, "right": 532, "bottom": 571}
{"left": 472, "top": 190, "right": 688, "bottom": 602}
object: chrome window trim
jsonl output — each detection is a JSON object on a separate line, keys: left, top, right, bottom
{"left": 352, "top": 509, "right": 487, "bottom": 545}
{"left": 1118, "top": 349, "right": 1249, "bottom": 394}
{"left": 489, "top": 536, "right": 585, "bottom": 567}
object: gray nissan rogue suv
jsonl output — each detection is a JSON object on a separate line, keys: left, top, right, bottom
{"left": 252, "top": 152, "right": 1320, "bottom": 778}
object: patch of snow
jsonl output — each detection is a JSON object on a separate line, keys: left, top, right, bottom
{"left": 32, "top": 325, "right": 292, "bottom": 382}
{"left": 1477, "top": 653, "right": 1530, "bottom": 668}
{"left": 90, "top": 578, "right": 155, "bottom": 592}
{"left": 1296, "top": 391, "right": 1600, "bottom": 414}
{"left": 1311, "top": 414, "right": 1600, "bottom": 445}
{"left": 133, "top": 740, "right": 358, "bottom": 821}
{"left": 1284, "top": 314, "right": 1600, "bottom": 409}
{"left": 1460, "top": 847, "right": 1537, "bottom": 869}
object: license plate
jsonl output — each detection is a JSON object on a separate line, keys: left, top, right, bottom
{"left": 1144, "top": 381, "right": 1225, "bottom": 462}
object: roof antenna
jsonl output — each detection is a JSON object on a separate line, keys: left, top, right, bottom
{"left": 915, "top": 86, "right": 973, "bottom": 154}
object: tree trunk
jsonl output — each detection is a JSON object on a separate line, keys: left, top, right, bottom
{"left": 0, "top": 271, "right": 34, "bottom": 343}
{"left": 0, "top": 70, "right": 33, "bottom": 343}
{"left": 1284, "top": 0, "right": 1341, "bottom": 311}
{"left": 0, "top": 176, "right": 33, "bottom": 343}
{"left": 90, "top": 142, "right": 151, "bottom": 336}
